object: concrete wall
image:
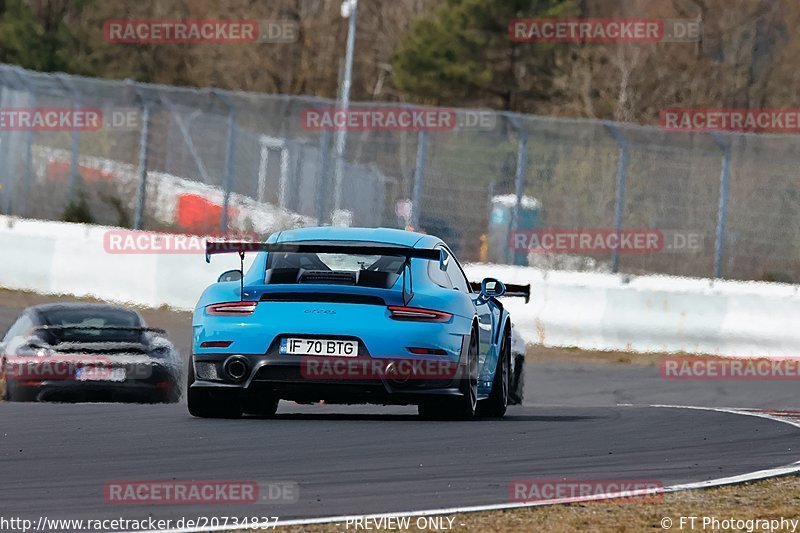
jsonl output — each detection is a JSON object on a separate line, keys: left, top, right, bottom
{"left": 2, "top": 216, "right": 796, "bottom": 358}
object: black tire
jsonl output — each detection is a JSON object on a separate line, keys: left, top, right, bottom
{"left": 417, "top": 400, "right": 448, "bottom": 420}
{"left": 418, "top": 330, "right": 478, "bottom": 421}
{"left": 161, "top": 382, "right": 181, "bottom": 404}
{"left": 158, "top": 373, "right": 182, "bottom": 404}
{"left": 241, "top": 392, "right": 279, "bottom": 417}
{"left": 478, "top": 328, "right": 509, "bottom": 418}
{"left": 187, "top": 359, "right": 242, "bottom": 419}
{"left": 509, "top": 352, "right": 525, "bottom": 406}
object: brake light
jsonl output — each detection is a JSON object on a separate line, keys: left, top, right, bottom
{"left": 206, "top": 301, "right": 257, "bottom": 316}
{"left": 388, "top": 306, "right": 452, "bottom": 322}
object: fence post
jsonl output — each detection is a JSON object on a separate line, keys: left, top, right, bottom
{"left": 19, "top": 90, "right": 36, "bottom": 218}
{"left": 133, "top": 95, "right": 151, "bottom": 230}
{"left": 57, "top": 75, "right": 81, "bottom": 203}
{"left": 332, "top": 0, "right": 359, "bottom": 214}
{"left": 316, "top": 129, "right": 331, "bottom": 224}
{"left": 19, "top": 120, "right": 35, "bottom": 217}
{"left": 505, "top": 116, "right": 529, "bottom": 265}
{"left": 605, "top": 123, "right": 629, "bottom": 274}
{"left": 215, "top": 90, "right": 237, "bottom": 232}
{"left": 411, "top": 129, "right": 427, "bottom": 231}
{"left": 0, "top": 88, "right": 10, "bottom": 215}
{"left": 711, "top": 133, "right": 731, "bottom": 279}
{"left": 0, "top": 74, "right": 9, "bottom": 214}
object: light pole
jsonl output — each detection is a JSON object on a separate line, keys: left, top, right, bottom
{"left": 332, "top": 0, "right": 358, "bottom": 216}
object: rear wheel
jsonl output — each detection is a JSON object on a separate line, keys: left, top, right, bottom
{"left": 159, "top": 377, "right": 181, "bottom": 404}
{"left": 241, "top": 392, "right": 279, "bottom": 417}
{"left": 187, "top": 360, "right": 242, "bottom": 419}
{"left": 418, "top": 330, "right": 477, "bottom": 421}
{"left": 478, "top": 329, "right": 509, "bottom": 418}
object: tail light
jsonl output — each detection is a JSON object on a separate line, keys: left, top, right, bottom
{"left": 388, "top": 306, "right": 452, "bottom": 322}
{"left": 206, "top": 301, "right": 257, "bottom": 316}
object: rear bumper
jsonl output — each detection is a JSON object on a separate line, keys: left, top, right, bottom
{"left": 191, "top": 352, "right": 470, "bottom": 405}
{"left": 6, "top": 377, "right": 179, "bottom": 403}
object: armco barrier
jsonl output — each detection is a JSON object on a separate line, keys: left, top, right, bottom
{"left": 465, "top": 264, "right": 800, "bottom": 358}
{"left": 1, "top": 216, "right": 798, "bottom": 358}
{"left": 0, "top": 216, "right": 254, "bottom": 309}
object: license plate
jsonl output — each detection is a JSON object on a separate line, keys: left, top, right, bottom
{"left": 75, "top": 367, "right": 126, "bottom": 382}
{"left": 280, "top": 338, "right": 358, "bottom": 357}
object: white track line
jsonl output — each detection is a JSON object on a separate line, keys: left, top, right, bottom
{"left": 128, "top": 404, "right": 800, "bottom": 533}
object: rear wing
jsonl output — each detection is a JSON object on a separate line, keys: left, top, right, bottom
{"left": 33, "top": 326, "right": 167, "bottom": 334}
{"left": 470, "top": 281, "right": 531, "bottom": 303}
{"left": 205, "top": 241, "right": 443, "bottom": 263}
{"left": 205, "top": 241, "right": 447, "bottom": 305}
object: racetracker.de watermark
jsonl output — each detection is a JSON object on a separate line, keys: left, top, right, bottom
{"left": 0, "top": 107, "right": 148, "bottom": 131}
{"left": 660, "top": 357, "right": 800, "bottom": 380}
{"left": 2, "top": 355, "right": 121, "bottom": 381}
{"left": 509, "top": 18, "right": 701, "bottom": 43}
{"left": 104, "top": 480, "right": 299, "bottom": 505}
{"left": 510, "top": 479, "right": 663, "bottom": 504}
{"left": 103, "top": 230, "right": 260, "bottom": 255}
{"left": 0, "top": 516, "right": 281, "bottom": 532}
{"left": 103, "top": 19, "right": 298, "bottom": 44}
{"left": 301, "top": 357, "right": 459, "bottom": 381}
{"left": 661, "top": 108, "right": 800, "bottom": 133}
{"left": 0, "top": 108, "right": 101, "bottom": 131}
{"left": 300, "top": 107, "right": 495, "bottom": 132}
{"left": 509, "top": 229, "right": 703, "bottom": 254}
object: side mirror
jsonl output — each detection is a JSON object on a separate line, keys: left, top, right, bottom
{"left": 480, "top": 277, "right": 506, "bottom": 299}
{"left": 218, "top": 270, "right": 243, "bottom": 283}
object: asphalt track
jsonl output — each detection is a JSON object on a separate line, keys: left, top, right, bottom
{"left": 1, "top": 292, "right": 800, "bottom": 528}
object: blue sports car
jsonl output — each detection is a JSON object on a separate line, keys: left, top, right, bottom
{"left": 188, "top": 227, "right": 527, "bottom": 420}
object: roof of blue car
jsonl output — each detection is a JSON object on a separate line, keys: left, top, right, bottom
{"left": 274, "top": 227, "right": 434, "bottom": 247}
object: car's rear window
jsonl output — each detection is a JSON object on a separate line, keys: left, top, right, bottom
{"left": 266, "top": 251, "right": 405, "bottom": 274}
{"left": 39, "top": 308, "right": 142, "bottom": 342}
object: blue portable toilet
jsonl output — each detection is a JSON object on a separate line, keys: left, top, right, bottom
{"left": 488, "top": 194, "right": 541, "bottom": 265}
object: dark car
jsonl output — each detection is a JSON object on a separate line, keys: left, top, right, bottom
{"left": 0, "top": 303, "right": 181, "bottom": 403}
